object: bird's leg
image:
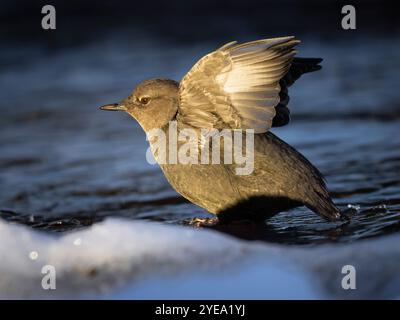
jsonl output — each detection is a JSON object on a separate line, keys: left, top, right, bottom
{"left": 187, "top": 216, "right": 220, "bottom": 228}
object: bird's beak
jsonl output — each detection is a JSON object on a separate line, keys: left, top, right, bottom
{"left": 99, "top": 103, "right": 127, "bottom": 111}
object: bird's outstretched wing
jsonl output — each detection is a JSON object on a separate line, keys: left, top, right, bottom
{"left": 178, "top": 37, "right": 300, "bottom": 133}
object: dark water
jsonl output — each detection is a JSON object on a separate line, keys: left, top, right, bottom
{"left": 1, "top": 36, "right": 399, "bottom": 245}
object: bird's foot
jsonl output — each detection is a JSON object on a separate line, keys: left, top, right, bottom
{"left": 187, "top": 216, "right": 220, "bottom": 228}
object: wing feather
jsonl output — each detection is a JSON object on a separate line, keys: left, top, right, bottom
{"left": 178, "top": 37, "right": 300, "bottom": 133}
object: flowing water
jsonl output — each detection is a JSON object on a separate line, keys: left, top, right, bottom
{"left": 1, "top": 36, "right": 399, "bottom": 245}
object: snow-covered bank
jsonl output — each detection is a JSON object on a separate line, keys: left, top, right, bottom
{"left": 0, "top": 218, "right": 399, "bottom": 299}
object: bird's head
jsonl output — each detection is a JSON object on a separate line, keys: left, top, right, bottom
{"left": 100, "top": 78, "right": 179, "bottom": 132}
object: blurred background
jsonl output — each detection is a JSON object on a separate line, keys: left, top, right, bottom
{"left": 0, "top": 0, "right": 399, "bottom": 244}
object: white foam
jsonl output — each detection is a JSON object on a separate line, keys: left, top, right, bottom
{"left": 0, "top": 218, "right": 319, "bottom": 299}
{"left": 1, "top": 218, "right": 399, "bottom": 299}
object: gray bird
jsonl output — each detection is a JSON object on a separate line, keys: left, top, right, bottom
{"left": 100, "top": 37, "right": 341, "bottom": 226}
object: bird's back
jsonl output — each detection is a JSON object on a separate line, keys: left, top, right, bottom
{"left": 225, "top": 132, "right": 341, "bottom": 221}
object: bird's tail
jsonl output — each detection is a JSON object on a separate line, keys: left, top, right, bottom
{"left": 306, "top": 192, "right": 342, "bottom": 222}
{"left": 272, "top": 57, "right": 323, "bottom": 127}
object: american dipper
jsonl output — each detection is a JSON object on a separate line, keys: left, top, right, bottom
{"left": 100, "top": 37, "right": 341, "bottom": 225}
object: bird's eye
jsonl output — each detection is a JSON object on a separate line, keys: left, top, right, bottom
{"left": 139, "top": 97, "right": 150, "bottom": 105}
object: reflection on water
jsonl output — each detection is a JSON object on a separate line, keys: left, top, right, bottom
{"left": 0, "top": 36, "right": 399, "bottom": 245}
